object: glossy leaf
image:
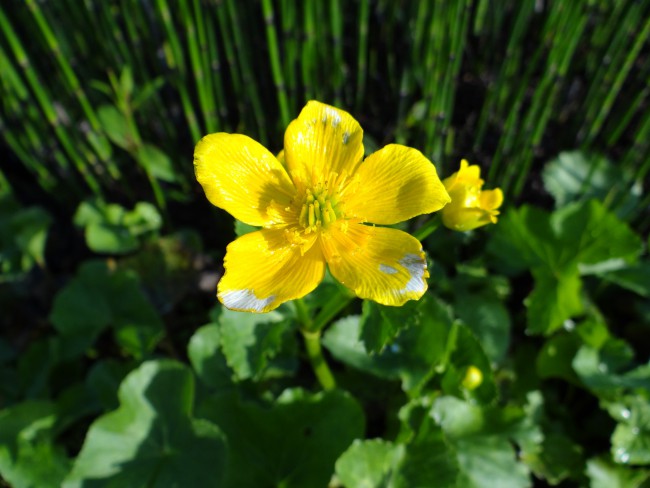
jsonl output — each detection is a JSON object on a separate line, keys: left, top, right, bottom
{"left": 63, "top": 360, "right": 228, "bottom": 488}
{"left": 542, "top": 151, "right": 640, "bottom": 218}
{"left": 187, "top": 324, "right": 232, "bottom": 390}
{"left": 218, "top": 307, "right": 297, "bottom": 381}
{"left": 0, "top": 401, "right": 70, "bottom": 488}
{"left": 199, "top": 388, "right": 364, "bottom": 488}
{"left": 323, "top": 294, "right": 453, "bottom": 392}
{"left": 335, "top": 439, "right": 400, "bottom": 488}
{"left": 606, "top": 395, "right": 650, "bottom": 465}
{"left": 586, "top": 456, "right": 650, "bottom": 487}
{"left": 525, "top": 268, "right": 583, "bottom": 335}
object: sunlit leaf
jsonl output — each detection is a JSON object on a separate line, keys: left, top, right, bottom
{"left": 525, "top": 268, "right": 583, "bottom": 335}
{"left": 335, "top": 439, "right": 400, "bottom": 488}
{"left": 586, "top": 456, "right": 650, "bottom": 487}
{"left": 199, "top": 388, "right": 364, "bottom": 488}
{"left": 542, "top": 151, "right": 640, "bottom": 218}
{"left": 323, "top": 294, "right": 453, "bottom": 393}
{"left": 187, "top": 324, "right": 232, "bottom": 390}
{"left": 63, "top": 360, "right": 228, "bottom": 488}
{"left": 606, "top": 395, "right": 650, "bottom": 465}
{"left": 218, "top": 307, "right": 297, "bottom": 381}
{"left": 0, "top": 401, "right": 70, "bottom": 488}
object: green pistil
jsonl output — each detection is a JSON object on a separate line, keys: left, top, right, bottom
{"left": 299, "top": 188, "right": 342, "bottom": 232}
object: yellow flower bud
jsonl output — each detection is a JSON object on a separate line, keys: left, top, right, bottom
{"left": 441, "top": 160, "right": 503, "bottom": 231}
{"left": 462, "top": 365, "right": 484, "bottom": 390}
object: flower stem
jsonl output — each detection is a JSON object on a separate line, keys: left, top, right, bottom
{"left": 295, "top": 297, "right": 337, "bottom": 390}
{"left": 294, "top": 297, "right": 313, "bottom": 330}
{"left": 312, "top": 293, "right": 354, "bottom": 332}
{"left": 413, "top": 214, "right": 441, "bottom": 241}
{"left": 301, "top": 329, "right": 336, "bottom": 391}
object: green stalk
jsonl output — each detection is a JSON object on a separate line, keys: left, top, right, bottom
{"left": 413, "top": 215, "right": 442, "bottom": 241}
{"left": 301, "top": 329, "right": 336, "bottom": 391}
{"left": 295, "top": 298, "right": 337, "bottom": 391}
{"left": 225, "top": 0, "right": 267, "bottom": 142}
{"left": 355, "top": 0, "right": 370, "bottom": 109}
{"left": 302, "top": 0, "right": 317, "bottom": 100}
{"left": 583, "top": 14, "right": 650, "bottom": 146}
{"left": 329, "top": 0, "right": 344, "bottom": 105}
{"left": 262, "top": 0, "right": 291, "bottom": 128}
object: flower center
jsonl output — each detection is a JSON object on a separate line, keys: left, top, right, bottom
{"left": 298, "top": 186, "right": 342, "bottom": 233}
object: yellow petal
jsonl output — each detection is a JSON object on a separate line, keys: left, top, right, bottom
{"left": 194, "top": 133, "right": 296, "bottom": 226}
{"left": 343, "top": 144, "right": 451, "bottom": 224}
{"left": 443, "top": 159, "right": 483, "bottom": 190}
{"left": 479, "top": 188, "right": 503, "bottom": 211}
{"left": 441, "top": 206, "right": 493, "bottom": 231}
{"left": 321, "top": 223, "right": 428, "bottom": 306}
{"left": 218, "top": 229, "right": 325, "bottom": 313}
{"left": 284, "top": 101, "right": 364, "bottom": 186}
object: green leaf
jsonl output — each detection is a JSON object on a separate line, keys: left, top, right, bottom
{"left": 50, "top": 262, "right": 113, "bottom": 347}
{"left": 50, "top": 261, "right": 164, "bottom": 359}
{"left": 606, "top": 395, "right": 650, "bottom": 465}
{"left": 525, "top": 268, "right": 583, "bottom": 335}
{"left": 0, "top": 401, "right": 70, "bottom": 488}
{"left": 551, "top": 200, "right": 641, "bottom": 269}
{"left": 132, "top": 77, "right": 165, "bottom": 110}
{"left": 137, "top": 144, "right": 176, "bottom": 182}
{"left": 199, "top": 388, "right": 364, "bottom": 488}
{"left": 598, "top": 262, "right": 650, "bottom": 297}
{"left": 234, "top": 219, "right": 258, "bottom": 237}
{"left": 97, "top": 105, "right": 131, "bottom": 150}
{"left": 187, "top": 324, "right": 232, "bottom": 390}
{"left": 492, "top": 201, "right": 642, "bottom": 334}
{"left": 85, "top": 223, "right": 139, "bottom": 254}
{"left": 393, "top": 400, "right": 460, "bottom": 488}
{"left": 0, "top": 198, "right": 51, "bottom": 273}
{"left": 392, "top": 432, "right": 458, "bottom": 488}
{"left": 85, "top": 360, "right": 132, "bottom": 411}
{"left": 542, "top": 151, "right": 640, "bottom": 218}
{"left": 431, "top": 397, "right": 532, "bottom": 488}
{"left": 455, "top": 292, "right": 511, "bottom": 363}
{"left": 536, "top": 333, "right": 581, "bottom": 383}
{"left": 63, "top": 360, "right": 228, "bottom": 488}
{"left": 586, "top": 456, "right": 650, "bottom": 488}
{"left": 360, "top": 294, "right": 453, "bottom": 355}
{"left": 107, "top": 269, "right": 165, "bottom": 358}
{"left": 11, "top": 207, "right": 51, "bottom": 269}
{"left": 523, "top": 431, "right": 584, "bottom": 485}
{"left": 323, "top": 294, "right": 453, "bottom": 392}
{"left": 73, "top": 200, "right": 162, "bottom": 255}
{"left": 441, "top": 324, "right": 497, "bottom": 405}
{"left": 335, "top": 439, "right": 400, "bottom": 488}
{"left": 218, "top": 307, "right": 297, "bottom": 381}
{"left": 572, "top": 343, "right": 650, "bottom": 393}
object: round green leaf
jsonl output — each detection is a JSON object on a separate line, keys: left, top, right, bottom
{"left": 199, "top": 388, "right": 364, "bottom": 488}
{"left": 63, "top": 360, "right": 228, "bottom": 488}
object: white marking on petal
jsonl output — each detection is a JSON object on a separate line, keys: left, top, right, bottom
{"left": 219, "top": 289, "right": 275, "bottom": 312}
{"left": 398, "top": 253, "right": 427, "bottom": 294}
{"left": 379, "top": 264, "right": 398, "bottom": 274}
{"left": 325, "top": 107, "right": 341, "bottom": 128}
{"left": 342, "top": 131, "right": 350, "bottom": 144}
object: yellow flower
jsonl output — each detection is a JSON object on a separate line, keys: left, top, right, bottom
{"left": 194, "top": 101, "right": 450, "bottom": 313}
{"left": 440, "top": 159, "right": 503, "bottom": 232}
